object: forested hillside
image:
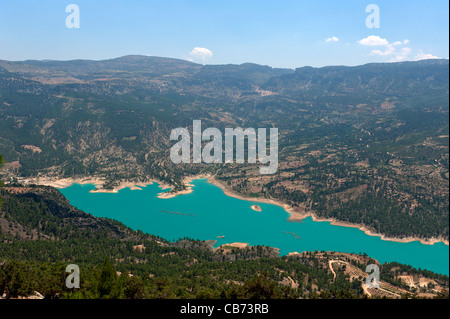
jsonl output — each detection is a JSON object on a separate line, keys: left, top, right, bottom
{"left": 0, "top": 57, "right": 448, "bottom": 241}
{"left": 0, "top": 184, "right": 448, "bottom": 299}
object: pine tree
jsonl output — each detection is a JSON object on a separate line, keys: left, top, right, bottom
{"left": 97, "top": 257, "right": 121, "bottom": 299}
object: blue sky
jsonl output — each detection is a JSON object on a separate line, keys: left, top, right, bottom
{"left": 0, "top": 0, "right": 448, "bottom": 68}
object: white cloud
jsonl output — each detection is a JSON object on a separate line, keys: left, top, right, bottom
{"left": 390, "top": 47, "right": 412, "bottom": 62}
{"left": 359, "top": 36, "right": 418, "bottom": 62}
{"left": 358, "top": 35, "right": 389, "bottom": 46}
{"left": 390, "top": 39, "right": 409, "bottom": 46}
{"left": 325, "top": 36, "right": 339, "bottom": 43}
{"left": 371, "top": 44, "right": 412, "bottom": 62}
{"left": 189, "top": 47, "right": 213, "bottom": 63}
{"left": 360, "top": 36, "right": 439, "bottom": 63}
{"left": 415, "top": 51, "right": 440, "bottom": 61}
{"left": 371, "top": 45, "right": 396, "bottom": 56}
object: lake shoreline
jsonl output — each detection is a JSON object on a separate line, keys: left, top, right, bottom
{"left": 18, "top": 176, "right": 173, "bottom": 194}
{"left": 20, "top": 175, "right": 449, "bottom": 247}
{"left": 192, "top": 174, "right": 449, "bottom": 247}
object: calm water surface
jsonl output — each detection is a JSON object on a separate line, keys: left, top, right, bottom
{"left": 60, "top": 179, "right": 449, "bottom": 275}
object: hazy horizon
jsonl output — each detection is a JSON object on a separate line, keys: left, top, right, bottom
{"left": 1, "top": 54, "right": 449, "bottom": 71}
{"left": 0, "top": 0, "right": 448, "bottom": 68}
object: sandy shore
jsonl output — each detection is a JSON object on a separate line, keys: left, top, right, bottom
{"left": 20, "top": 176, "right": 106, "bottom": 189}
{"left": 219, "top": 242, "right": 249, "bottom": 249}
{"left": 199, "top": 174, "right": 449, "bottom": 247}
{"left": 287, "top": 252, "right": 301, "bottom": 257}
{"left": 156, "top": 176, "right": 197, "bottom": 199}
{"left": 18, "top": 176, "right": 164, "bottom": 194}
{"left": 89, "top": 181, "right": 150, "bottom": 193}
{"left": 308, "top": 215, "right": 450, "bottom": 246}
{"left": 156, "top": 175, "right": 209, "bottom": 199}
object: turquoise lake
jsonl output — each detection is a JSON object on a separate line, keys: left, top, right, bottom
{"left": 60, "top": 178, "right": 449, "bottom": 276}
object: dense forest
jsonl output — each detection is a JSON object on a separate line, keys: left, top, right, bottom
{"left": 0, "top": 183, "right": 448, "bottom": 299}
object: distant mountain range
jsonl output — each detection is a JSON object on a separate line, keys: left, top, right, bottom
{"left": 0, "top": 56, "right": 447, "bottom": 97}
